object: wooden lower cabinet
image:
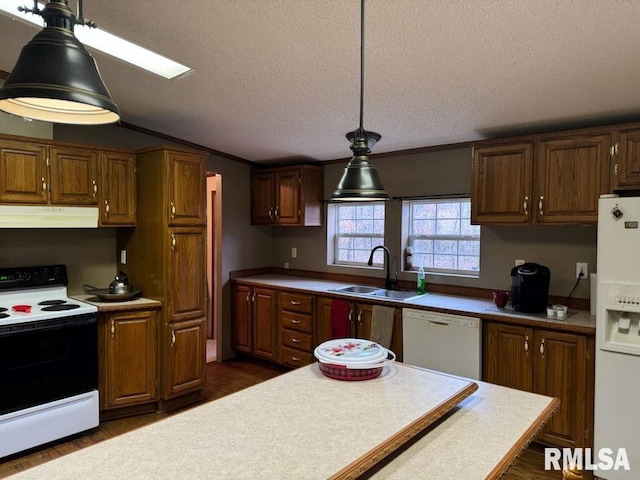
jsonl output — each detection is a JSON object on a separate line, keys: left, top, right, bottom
{"left": 484, "top": 321, "right": 594, "bottom": 448}
{"left": 98, "top": 308, "right": 158, "bottom": 414}
{"left": 231, "top": 284, "right": 277, "bottom": 362}
{"left": 279, "top": 291, "right": 314, "bottom": 368}
{"left": 162, "top": 317, "right": 206, "bottom": 400}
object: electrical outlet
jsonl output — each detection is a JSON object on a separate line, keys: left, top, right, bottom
{"left": 576, "top": 262, "right": 588, "bottom": 278}
{"left": 515, "top": 259, "right": 525, "bottom": 266}
{"left": 120, "top": 250, "right": 127, "bottom": 264}
{"left": 291, "top": 247, "right": 297, "bottom": 258}
{"left": 284, "top": 262, "right": 290, "bottom": 269}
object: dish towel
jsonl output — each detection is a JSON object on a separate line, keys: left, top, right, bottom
{"left": 330, "top": 299, "right": 351, "bottom": 339}
{"left": 370, "top": 305, "right": 395, "bottom": 349}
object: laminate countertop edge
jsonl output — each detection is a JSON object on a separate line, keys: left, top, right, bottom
{"left": 72, "top": 294, "right": 162, "bottom": 312}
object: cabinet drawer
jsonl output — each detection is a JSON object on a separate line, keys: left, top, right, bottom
{"left": 281, "top": 328, "right": 312, "bottom": 352}
{"left": 279, "top": 292, "right": 313, "bottom": 314}
{"left": 281, "top": 346, "right": 314, "bottom": 368}
{"left": 280, "top": 311, "right": 312, "bottom": 333}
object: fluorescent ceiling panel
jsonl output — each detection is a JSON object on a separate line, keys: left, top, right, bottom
{"left": 0, "top": 0, "right": 192, "bottom": 79}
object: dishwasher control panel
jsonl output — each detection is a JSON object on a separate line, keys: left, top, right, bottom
{"left": 402, "top": 308, "right": 480, "bottom": 328}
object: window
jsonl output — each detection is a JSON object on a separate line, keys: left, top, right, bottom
{"left": 405, "top": 198, "right": 480, "bottom": 275}
{"left": 330, "top": 202, "right": 385, "bottom": 266}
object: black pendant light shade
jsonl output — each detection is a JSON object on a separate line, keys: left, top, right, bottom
{"left": 0, "top": 0, "right": 120, "bottom": 125}
{"left": 331, "top": 0, "right": 388, "bottom": 202}
{"left": 332, "top": 129, "right": 388, "bottom": 201}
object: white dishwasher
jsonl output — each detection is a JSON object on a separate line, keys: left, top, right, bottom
{"left": 402, "top": 308, "right": 482, "bottom": 380}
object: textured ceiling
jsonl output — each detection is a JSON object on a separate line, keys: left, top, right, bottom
{"left": 1, "top": 0, "right": 640, "bottom": 163}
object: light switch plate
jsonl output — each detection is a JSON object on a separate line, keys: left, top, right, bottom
{"left": 120, "top": 250, "right": 127, "bottom": 264}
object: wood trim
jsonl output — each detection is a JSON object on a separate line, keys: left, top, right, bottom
{"left": 485, "top": 397, "right": 560, "bottom": 479}
{"left": 0, "top": 132, "right": 133, "bottom": 154}
{"left": 328, "top": 377, "right": 479, "bottom": 480}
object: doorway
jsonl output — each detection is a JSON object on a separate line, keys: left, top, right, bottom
{"left": 206, "top": 173, "right": 222, "bottom": 362}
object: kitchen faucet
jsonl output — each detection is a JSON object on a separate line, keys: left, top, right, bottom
{"left": 367, "top": 245, "right": 398, "bottom": 290}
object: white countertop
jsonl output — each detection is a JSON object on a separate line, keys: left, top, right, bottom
{"left": 233, "top": 274, "right": 596, "bottom": 333}
{"left": 72, "top": 294, "right": 162, "bottom": 312}
{"left": 4, "top": 363, "right": 557, "bottom": 480}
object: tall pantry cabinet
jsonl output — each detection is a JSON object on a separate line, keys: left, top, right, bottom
{"left": 118, "top": 145, "right": 207, "bottom": 412}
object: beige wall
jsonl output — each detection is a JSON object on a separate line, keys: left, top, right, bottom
{"left": 272, "top": 148, "right": 596, "bottom": 299}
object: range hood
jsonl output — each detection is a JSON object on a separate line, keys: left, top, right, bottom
{"left": 0, "top": 205, "right": 99, "bottom": 228}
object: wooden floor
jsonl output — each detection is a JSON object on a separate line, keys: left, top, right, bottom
{"left": 1, "top": 359, "right": 559, "bottom": 479}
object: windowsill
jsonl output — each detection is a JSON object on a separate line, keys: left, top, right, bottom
{"left": 401, "top": 269, "right": 480, "bottom": 279}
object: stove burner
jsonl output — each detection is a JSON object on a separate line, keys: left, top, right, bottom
{"left": 0, "top": 307, "right": 7, "bottom": 312}
{"left": 38, "top": 300, "right": 67, "bottom": 306}
{"left": 0, "top": 313, "right": 8, "bottom": 319}
{"left": 41, "top": 304, "right": 81, "bottom": 312}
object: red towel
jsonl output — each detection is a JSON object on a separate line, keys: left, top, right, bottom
{"left": 330, "top": 299, "right": 351, "bottom": 339}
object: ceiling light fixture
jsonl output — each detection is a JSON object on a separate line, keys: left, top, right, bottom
{"left": 0, "top": 0, "right": 192, "bottom": 80}
{"left": 0, "top": 0, "right": 120, "bottom": 125}
{"left": 331, "top": 0, "right": 389, "bottom": 202}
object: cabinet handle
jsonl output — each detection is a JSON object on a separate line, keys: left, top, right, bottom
{"left": 357, "top": 311, "right": 362, "bottom": 325}
{"left": 539, "top": 196, "right": 544, "bottom": 215}
{"left": 171, "top": 330, "right": 176, "bottom": 347}
{"left": 251, "top": 293, "right": 255, "bottom": 302}
{"left": 349, "top": 309, "right": 354, "bottom": 324}
{"left": 171, "top": 233, "right": 176, "bottom": 251}
{"left": 290, "top": 319, "right": 301, "bottom": 325}
{"left": 246, "top": 292, "right": 250, "bottom": 302}
{"left": 104, "top": 200, "right": 110, "bottom": 216}
{"left": 92, "top": 180, "right": 97, "bottom": 197}
{"left": 110, "top": 320, "right": 115, "bottom": 338}
{"left": 523, "top": 196, "right": 528, "bottom": 215}
{"left": 524, "top": 335, "right": 529, "bottom": 352}
{"left": 268, "top": 207, "right": 273, "bottom": 220}
{"left": 41, "top": 177, "right": 47, "bottom": 194}
{"left": 540, "top": 338, "right": 545, "bottom": 355}
{"left": 274, "top": 207, "right": 279, "bottom": 218}
{"left": 170, "top": 201, "right": 176, "bottom": 219}
{"left": 291, "top": 356, "right": 301, "bottom": 362}
{"left": 290, "top": 337, "right": 301, "bottom": 343}
{"left": 290, "top": 300, "right": 301, "bottom": 305}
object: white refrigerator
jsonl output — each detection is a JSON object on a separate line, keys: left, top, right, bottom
{"left": 595, "top": 196, "right": 640, "bottom": 479}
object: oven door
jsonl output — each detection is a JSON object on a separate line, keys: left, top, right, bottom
{"left": 0, "top": 313, "right": 98, "bottom": 416}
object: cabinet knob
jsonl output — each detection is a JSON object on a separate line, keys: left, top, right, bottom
{"left": 170, "top": 201, "right": 176, "bottom": 219}
{"left": 290, "top": 319, "right": 301, "bottom": 325}
{"left": 92, "top": 180, "right": 97, "bottom": 197}
{"left": 274, "top": 207, "right": 279, "bottom": 218}
{"left": 524, "top": 335, "right": 529, "bottom": 352}
{"left": 290, "top": 337, "right": 301, "bottom": 343}
{"left": 104, "top": 200, "right": 110, "bottom": 216}
{"left": 357, "top": 311, "right": 362, "bottom": 324}
{"left": 291, "top": 356, "right": 301, "bottom": 362}
{"left": 110, "top": 320, "right": 115, "bottom": 338}
{"left": 290, "top": 300, "right": 301, "bottom": 305}
{"left": 523, "top": 196, "right": 529, "bottom": 215}
{"left": 41, "top": 177, "right": 47, "bottom": 194}
{"left": 539, "top": 196, "right": 544, "bottom": 215}
{"left": 171, "top": 330, "right": 176, "bottom": 347}
{"left": 348, "top": 309, "right": 353, "bottom": 324}
{"left": 246, "top": 292, "right": 250, "bottom": 303}
{"left": 171, "top": 233, "right": 176, "bottom": 251}
{"left": 539, "top": 338, "right": 545, "bottom": 355}
{"left": 268, "top": 207, "right": 274, "bottom": 220}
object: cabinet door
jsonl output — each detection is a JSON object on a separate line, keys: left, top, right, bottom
{"left": 483, "top": 322, "right": 533, "bottom": 392}
{"left": 471, "top": 144, "right": 533, "bottom": 224}
{"left": 355, "top": 303, "right": 373, "bottom": 339}
{"left": 616, "top": 128, "right": 640, "bottom": 187}
{"left": 253, "top": 287, "right": 277, "bottom": 361}
{"left": 0, "top": 140, "right": 49, "bottom": 204}
{"left": 251, "top": 172, "right": 275, "bottom": 225}
{"left": 536, "top": 135, "right": 610, "bottom": 224}
{"left": 274, "top": 169, "right": 301, "bottom": 225}
{"left": 168, "top": 227, "right": 206, "bottom": 321}
{"left": 100, "top": 152, "right": 136, "bottom": 226}
{"left": 163, "top": 317, "right": 206, "bottom": 398}
{"left": 49, "top": 147, "right": 99, "bottom": 205}
{"left": 534, "top": 330, "right": 587, "bottom": 448}
{"left": 102, "top": 310, "right": 157, "bottom": 409}
{"left": 167, "top": 150, "right": 206, "bottom": 226}
{"left": 232, "top": 284, "right": 253, "bottom": 354}
{"left": 314, "top": 296, "right": 333, "bottom": 346}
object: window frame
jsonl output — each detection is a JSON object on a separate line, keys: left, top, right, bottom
{"left": 329, "top": 201, "right": 386, "bottom": 267}
{"left": 404, "top": 197, "right": 480, "bottom": 276}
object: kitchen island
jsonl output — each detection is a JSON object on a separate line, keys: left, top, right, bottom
{"left": 5, "top": 363, "right": 558, "bottom": 480}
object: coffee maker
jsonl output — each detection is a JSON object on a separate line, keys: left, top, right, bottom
{"left": 510, "top": 263, "right": 550, "bottom": 313}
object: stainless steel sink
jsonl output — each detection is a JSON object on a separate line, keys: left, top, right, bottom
{"left": 332, "top": 285, "right": 380, "bottom": 294}
{"left": 369, "top": 289, "right": 425, "bottom": 301}
{"left": 331, "top": 284, "right": 427, "bottom": 302}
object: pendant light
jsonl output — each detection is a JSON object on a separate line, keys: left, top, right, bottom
{"left": 331, "top": 0, "right": 388, "bottom": 202}
{"left": 0, "top": 0, "right": 120, "bottom": 125}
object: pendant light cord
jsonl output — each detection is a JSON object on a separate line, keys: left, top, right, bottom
{"left": 358, "top": 0, "right": 365, "bottom": 134}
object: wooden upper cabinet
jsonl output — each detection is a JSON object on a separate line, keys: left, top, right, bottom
{"left": 0, "top": 140, "right": 49, "bottom": 204}
{"left": 99, "top": 152, "right": 136, "bottom": 226}
{"left": 167, "top": 150, "right": 206, "bottom": 226}
{"left": 167, "top": 227, "right": 206, "bottom": 322}
{"left": 251, "top": 172, "right": 275, "bottom": 224}
{"left": 536, "top": 135, "right": 610, "bottom": 224}
{"left": 615, "top": 128, "right": 640, "bottom": 188}
{"left": 471, "top": 143, "right": 533, "bottom": 224}
{"left": 49, "top": 147, "right": 99, "bottom": 205}
{"left": 250, "top": 165, "right": 324, "bottom": 226}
